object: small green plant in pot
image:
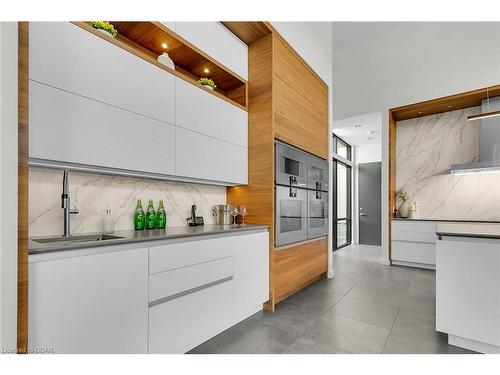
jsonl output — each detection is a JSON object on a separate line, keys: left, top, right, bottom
{"left": 88, "top": 21, "right": 118, "bottom": 38}
{"left": 198, "top": 77, "right": 217, "bottom": 91}
{"left": 396, "top": 188, "right": 411, "bottom": 218}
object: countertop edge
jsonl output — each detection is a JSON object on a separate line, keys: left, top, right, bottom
{"left": 29, "top": 225, "right": 269, "bottom": 255}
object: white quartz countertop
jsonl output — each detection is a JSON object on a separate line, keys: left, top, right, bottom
{"left": 435, "top": 223, "right": 500, "bottom": 240}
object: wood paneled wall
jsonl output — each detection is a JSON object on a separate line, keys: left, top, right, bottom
{"left": 17, "top": 21, "right": 29, "bottom": 353}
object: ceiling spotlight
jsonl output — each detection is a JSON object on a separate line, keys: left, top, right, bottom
{"left": 354, "top": 124, "right": 362, "bottom": 128}
{"left": 368, "top": 137, "right": 374, "bottom": 141}
{"left": 203, "top": 68, "right": 210, "bottom": 74}
{"left": 161, "top": 42, "right": 168, "bottom": 49}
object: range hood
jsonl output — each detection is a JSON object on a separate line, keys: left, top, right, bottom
{"left": 450, "top": 97, "right": 500, "bottom": 175}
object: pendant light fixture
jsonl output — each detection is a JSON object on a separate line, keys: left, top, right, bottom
{"left": 467, "top": 87, "right": 500, "bottom": 121}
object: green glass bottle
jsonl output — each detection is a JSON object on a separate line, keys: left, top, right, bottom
{"left": 146, "top": 199, "right": 157, "bottom": 230}
{"left": 157, "top": 200, "right": 167, "bottom": 229}
{"left": 134, "top": 199, "right": 145, "bottom": 231}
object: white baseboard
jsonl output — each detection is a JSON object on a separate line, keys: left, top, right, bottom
{"left": 449, "top": 334, "right": 500, "bottom": 354}
{"left": 392, "top": 260, "right": 435, "bottom": 270}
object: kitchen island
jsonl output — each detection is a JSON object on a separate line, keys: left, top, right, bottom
{"left": 435, "top": 223, "right": 500, "bottom": 354}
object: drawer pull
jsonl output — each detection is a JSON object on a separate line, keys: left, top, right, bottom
{"left": 149, "top": 276, "right": 233, "bottom": 308}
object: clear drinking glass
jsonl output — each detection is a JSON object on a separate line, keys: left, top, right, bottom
{"left": 231, "top": 206, "right": 239, "bottom": 227}
{"left": 239, "top": 205, "right": 247, "bottom": 226}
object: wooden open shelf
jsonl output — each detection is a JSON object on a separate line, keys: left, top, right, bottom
{"left": 73, "top": 22, "right": 248, "bottom": 110}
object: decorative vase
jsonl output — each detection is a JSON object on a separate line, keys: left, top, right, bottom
{"left": 157, "top": 53, "right": 175, "bottom": 70}
{"left": 399, "top": 200, "right": 410, "bottom": 218}
{"left": 97, "top": 28, "right": 114, "bottom": 38}
{"left": 202, "top": 85, "right": 214, "bottom": 91}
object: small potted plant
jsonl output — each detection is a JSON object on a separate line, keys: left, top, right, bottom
{"left": 88, "top": 21, "right": 118, "bottom": 38}
{"left": 396, "top": 188, "right": 411, "bottom": 218}
{"left": 198, "top": 77, "right": 216, "bottom": 91}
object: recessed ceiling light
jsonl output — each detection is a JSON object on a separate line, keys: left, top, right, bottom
{"left": 368, "top": 137, "right": 374, "bottom": 141}
{"left": 418, "top": 111, "right": 423, "bottom": 114}
{"left": 161, "top": 42, "right": 168, "bottom": 49}
{"left": 448, "top": 105, "right": 453, "bottom": 108}
{"left": 203, "top": 68, "right": 210, "bottom": 74}
{"left": 354, "top": 124, "right": 362, "bottom": 128}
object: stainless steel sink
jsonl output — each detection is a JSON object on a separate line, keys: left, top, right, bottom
{"left": 32, "top": 234, "right": 125, "bottom": 245}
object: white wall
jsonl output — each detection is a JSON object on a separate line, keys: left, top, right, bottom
{"left": 333, "top": 22, "right": 500, "bottom": 263}
{"left": 0, "top": 22, "right": 18, "bottom": 352}
{"left": 355, "top": 143, "right": 382, "bottom": 164}
{"left": 272, "top": 22, "right": 335, "bottom": 276}
{"left": 333, "top": 22, "right": 500, "bottom": 121}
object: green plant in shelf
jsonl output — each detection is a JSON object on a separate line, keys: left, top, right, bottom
{"left": 87, "top": 21, "right": 118, "bottom": 38}
{"left": 198, "top": 77, "right": 217, "bottom": 90}
{"left": 396, "top": 188, "right": 410, "bottom": 202}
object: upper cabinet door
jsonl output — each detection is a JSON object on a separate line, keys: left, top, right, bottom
{"left": 176, "top": 78, "right": 248, "bottom": 148}
{"left": 30, "top": 81, "right": 176, "bottom": 176}
{"left": 175, "top": 127, "right": 247, "bottom": 185}
{"left": 29, "top": 22, "right": 175, "bottom": 126}
{"left": 175, "top": 22, "right": 248, "bottom": 80}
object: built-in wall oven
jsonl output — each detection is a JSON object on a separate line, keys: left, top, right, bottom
{"left": 275, "top": 141, "right": 329, "bottom": 247}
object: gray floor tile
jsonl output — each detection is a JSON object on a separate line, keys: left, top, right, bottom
{"left": 301, "top": 313, "right": 390, "bottom": 354}
{"left": 402, "top": 293, "right": 436, "bottom": 315}
{"left": 407, "top": 281, "right": 436, "bottom": 298}
{"left": 189, "top": 314, "right": 300, "bottom": 354}
{"left": 255, "top": 299, "right": 333, "bottom": 335}
{"left": 283, "top": 284, "right": 344, "bottom": 311}
{"left": 383, "top": 330, "right": 448, "bottom": 354}
{"left": 393, "top": 308, "right": 443, "bottom": 343}
{"left": 283, "top": 336, "right": 349, "bottom": 354}
{"left": 357, "top": 274, "right": 411, "bottom": 293}
{"left": 346, "top": 282, "right": 407, "bottom": 307}
{"left": 329, "top": 295, "right": 400, "bottom": 329}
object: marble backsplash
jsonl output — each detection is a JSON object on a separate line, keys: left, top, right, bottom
{"left": 29, "top": 169, "right": 226, "bottom": 237}
{"left": 396, "top": 106, "right": 500, "bottom": 221}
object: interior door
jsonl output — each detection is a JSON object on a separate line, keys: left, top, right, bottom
{"left": 358, "top": 162, "right": 382, "bottom": 245}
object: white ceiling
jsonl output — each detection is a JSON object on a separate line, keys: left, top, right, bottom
{"left": 332, "top": 111, "right": 382, "bottom": 146}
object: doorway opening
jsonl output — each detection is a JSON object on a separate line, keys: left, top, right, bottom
{"left": 332, "top": 134, "right": 352, "bottom": 250}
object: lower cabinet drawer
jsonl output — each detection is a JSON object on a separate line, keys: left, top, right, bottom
{"left": 149, "top": 278, "right": 234, "bottom": 353}
{"left": 149, "top": 256, "right": 233, "bottom": 303}
{"left": 392, "top": 241, "right": 436, "bottom": 266}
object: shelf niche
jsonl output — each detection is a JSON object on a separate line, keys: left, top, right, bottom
{"left": 73, "top": 21, "right": 248, "bottom": 110}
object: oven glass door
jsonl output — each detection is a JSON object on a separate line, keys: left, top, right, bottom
{"left": 307, "top": 189, "right": 329, "bottom": 239}
{"left": 307, "top": 156, "right": 329, "bottom": 191}
{"left": 275, "top": 186, "right": 307, "bottom": 247}
{"left": 275, "top": 142, "right": 308, "bottom": 188}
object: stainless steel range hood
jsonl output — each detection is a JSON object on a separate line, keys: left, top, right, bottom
{"left": 450, "top": 97, "right": 500, "bottom": 175}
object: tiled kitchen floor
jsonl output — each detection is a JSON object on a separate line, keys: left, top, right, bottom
{"left": 189, "top": 244, "right": 477, "bottom": 354}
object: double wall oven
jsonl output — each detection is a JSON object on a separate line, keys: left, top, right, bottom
{"left": 275, "top": 141, "right": 329, "bottom": 247}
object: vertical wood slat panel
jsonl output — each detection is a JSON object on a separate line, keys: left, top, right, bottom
{"left": 17, "top": 21, "right": 29, "bottom": 353}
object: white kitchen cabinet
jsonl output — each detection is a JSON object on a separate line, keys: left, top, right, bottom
{"left": 29, "top": 22, "right": 175, "bottom": 126}
{"left": 148, "top": 230, "right": 269, "bottom": 352}
{"left": 436, "top": 236, "right": 500, "bottom": 353}
{"left": 28, "top": 247, "right": 149, "bottom": 353}
{"left": 233, "top": 230, "right": 269, "bottom": 321}
{"left": 391, "top": 220, "right": 438, "bottom": 269}
{"left": 149, "top": 278, "right": 234, "bottom": 354}
{"left": 175, "top": 22, "right": 248, "bottom": 80}
{"left": 176, "top": 78, "right": 248, "bottom": 147}
{"left": 175, "top": 127, "right": 248, "bottom": 184}
{"left": 29, "top": 81, "right": 176, "bottom": 176}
